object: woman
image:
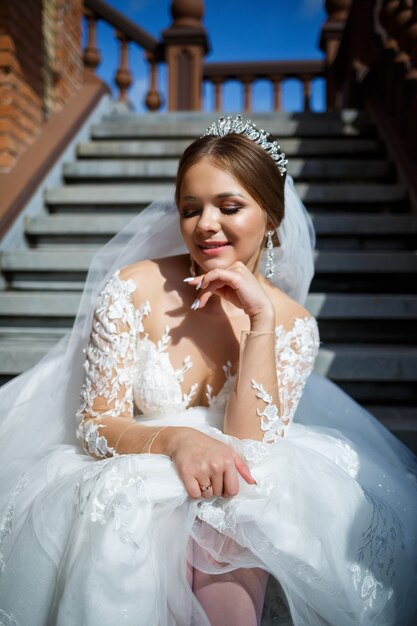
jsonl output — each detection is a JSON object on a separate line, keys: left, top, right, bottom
{"left": 0, "top": 115, "right": 416, "bottom": 626}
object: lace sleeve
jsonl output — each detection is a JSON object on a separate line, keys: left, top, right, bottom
{"left": 254, "top": 316, "right": 320, "bottom": 444}
{"left": 75, "top": 270, "right": 168, "bottom": 458}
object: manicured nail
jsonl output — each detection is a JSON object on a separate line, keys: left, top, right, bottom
{"left": 195, "top": 278, "right": 203, "bottom": 290}
{"left": 183, "top": 277, "right": 194, "bottom": 283}
{"left": 191, "top": 298, "right": 200, "bottom": 310}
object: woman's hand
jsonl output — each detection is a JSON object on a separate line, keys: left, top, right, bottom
{"left": 184, "top": 262, "right": 274, "bottom": 321}
{"left": 156, "top": 426, "right": 256, "bottom": 500}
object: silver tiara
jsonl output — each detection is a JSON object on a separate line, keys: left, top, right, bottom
{"left": 202, "top": 114, "right": 287, "bottom": 176}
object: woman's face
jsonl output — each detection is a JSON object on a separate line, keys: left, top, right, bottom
{"left": 178, "top": 157, "right": 268, "bottom": 275}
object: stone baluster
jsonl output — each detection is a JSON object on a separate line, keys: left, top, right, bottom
{"left": 404, "top": 0, "right": 417, "bottom": 158}
{"left": 394, "top": 0, "right": 413, "bottom": 62}
{"left": 302, "top": 76, "right": 312, "bottom": 112}
{"left": 404, "top": 0, "right": 417, "bottom": 76}
{"left": 379, "top": 0, "right": 401, "bottom": 115}
{"left": 271, "top": 76, "right": 281, "bottom": 111}
{"left": 394, "top": 0, "right": 414, "bottom": 131}
{"left": 325, "top": 0, "right": 351, "bottom": 20}
{"left": 114, "top": 31, "right": 132, "bottom": 103}
{"left": 144, "top": 51, "right": 162, "bottom": 111}
{"left": 212, "top": 77, "right": 223, "bottom": 112}
{"left": 320, "top": 0, "right": 353, "bottom": 109}
{"left": 163, "top": 0, "right": 209, "bottom": 110}
{"left": 83, "top": 9, "right": 100, "bottom": 74}
{"left": 241, "top": 76, "right": 253, "bottom": 112}
{"left": 380, "top": 0, "right": 401, "bottom": 51}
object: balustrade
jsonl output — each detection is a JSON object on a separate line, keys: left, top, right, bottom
{"left": 325, "top": 0, "right": 417, "bottom": 197}
{"left": 82, "top": 0, "right": 163, "bottom": 111}
{"left": 203, "top": 61, "right": 324, "bottom": 112}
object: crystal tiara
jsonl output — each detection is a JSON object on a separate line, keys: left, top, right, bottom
{"left": 202, "top": 114, "right": 287, "bottom": 176}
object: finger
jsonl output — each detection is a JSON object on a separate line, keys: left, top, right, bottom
{"left": 183, "top": 475, "right": 205, "bottom": 500}
{"left": 210, "top": 471, "right": 224, "bottom": 497}
{"left": 234, "top": 455, "right": 257, "bottom": 485}
{"left": 200, "top": 268, "right": 242, "bottom": 291}
{"left": 223, "top": 465, "right": 239, "bottom": 498}
{"left": 197, "top": 286, "right": 222, "bottom": 309}
{"left": 197, "top": 477, "right": 213, "bottom": 499}
{"left": 197, "top": 279, "right": 231, "bottom": 309}
{"left": 183, "top": 276, "right": 204, "bottom": 289}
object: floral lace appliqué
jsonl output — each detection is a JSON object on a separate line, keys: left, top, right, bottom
{"left": 76, "top": 270, "right": 148, "bottom": 456}
{"left": 350, "top": 488, "right": 405, "bottom": 611}
{"left": 251, "top": 316, "right": 319, "bottom": 445}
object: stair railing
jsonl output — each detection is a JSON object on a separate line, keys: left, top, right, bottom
{"left": 82, "top": 0, "right": 326, "bottom": 113}
{"left": 203, "top": 60, "right": 324, "bottom": 112}
{"left": 323, "top": 0, "right": 417, "bottom": 205}
{"left": 83, "top": 0, "right": 163, "bottom": 111}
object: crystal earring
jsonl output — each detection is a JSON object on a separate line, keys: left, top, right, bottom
{"left": 265, "top": 230, "right": 275, "bottom": 279}
{"left": 189, "top": 256, "right": 196, "bottom": 277}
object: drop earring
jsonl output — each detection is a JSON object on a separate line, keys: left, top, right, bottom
{"left": 265, "top": 230, "right": 275, "bottom": 279}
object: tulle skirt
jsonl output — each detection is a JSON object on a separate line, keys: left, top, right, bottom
{"left": 0, "top": 373, "right": 417, "bottom": 626}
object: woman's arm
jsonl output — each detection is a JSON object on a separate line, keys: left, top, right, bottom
{"left": 76, "top": 268, "right": 256, "bottom": 498}
{"left": 75, "top": 268, "right": 177, "bottom": 458}
{"left": 184, "top": 263, "right": 320, "bottom": 445}
{"left": 224, "top": 315, "right": 319, "bottom": 444}
{"left": 223, "top": 309, "right": 278, "bottom": 441}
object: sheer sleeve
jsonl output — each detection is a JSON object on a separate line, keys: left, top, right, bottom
{"left": 225, "top": 316, "right": 319, "bottom": 446}
{"left": 254, "top": 316, "right": 320, "bottom": 443}
{"left": 75, "top": 270, "right": 170, "bottom": 458}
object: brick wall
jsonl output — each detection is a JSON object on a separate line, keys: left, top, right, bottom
{"left": 0, "top": 0, "right": 83, "bottom": 173}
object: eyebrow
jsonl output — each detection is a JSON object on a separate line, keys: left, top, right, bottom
{"left": 181, "top": 192, "right": 246, "bottom": 201}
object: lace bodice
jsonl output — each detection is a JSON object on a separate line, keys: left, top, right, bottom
{"left": 76, "top": 270, "right": 320, "bottom": 452}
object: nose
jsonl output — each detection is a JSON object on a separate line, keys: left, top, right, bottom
{"left": 196, "top": 205, "right": 222, "bottom": 234}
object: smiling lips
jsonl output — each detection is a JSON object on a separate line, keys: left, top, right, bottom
{"left": 198, "top": 241, "right": 231, "bottom": 255}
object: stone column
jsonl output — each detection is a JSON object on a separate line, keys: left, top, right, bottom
{"left": 162, "top": 0, "right": 209, "bottom": 111}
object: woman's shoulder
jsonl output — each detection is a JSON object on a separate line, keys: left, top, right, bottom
{"left": 266, "top": 282, "right": 316, "bottom": 332}
{"left": 118, "top": 254, "right": 189, "bottom": 303}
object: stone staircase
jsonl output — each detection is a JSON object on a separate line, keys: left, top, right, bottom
{"left": 1, "top": 110, "right": 417, "bottom": 452}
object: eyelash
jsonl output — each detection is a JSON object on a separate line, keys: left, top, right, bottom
{"left": 181, "top": 207, "right": 240, "bottom": 218}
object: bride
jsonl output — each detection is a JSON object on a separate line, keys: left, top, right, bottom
{"left": 0, "top": 115, "right": 416, "bottom": 626}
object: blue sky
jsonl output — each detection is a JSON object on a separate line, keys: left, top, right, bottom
{"left": 92, "top": 0, "right": 327, "bottom": 113}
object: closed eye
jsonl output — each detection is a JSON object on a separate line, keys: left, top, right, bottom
{"left": 181, "top": 207, "right": 240, "bottom": 218}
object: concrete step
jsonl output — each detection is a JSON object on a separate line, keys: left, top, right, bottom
{"left": 91, "top": 112, "right": 373, "bottom": 139}
{"left": 101, "top": 110, "right": 369, "bottom": 125}
{"left": 2, "top": 249, "right": 416, "bottom": 277}
{"left": 313, "top": 251, "right": 417, "bottom": 273}
{"left": 77, "top": 137, "right": 382, "bottom": 159}
{"left": 1, "top": 292, "right": 415, "bottom": 344}
{"left": 44, "top": 183, "right": 407, "bottom": 209}
{"left": 63, "top": 159, "right": 391, "bottom": 182}
{"left": 306, "top": 293, "right": 417, "bottom": 318}
{"left": 2, "top": 251, "right": 416, "bottom": 294}
{"left": 1, "top": 292, "right": 416, "bottom": 321}
{"left": 0, "top": 291, "right": 81, "bottom": 316}
{"left": 25, "top": 213, "right": 417, "bottom": 246}
{"left": 310, "top": 213, "right": 417, "bottom": 235}
{"left": 315, "top": 344, "right": 417, "bottom": 380}
{"left": 1, "top": 339, "right": 415, "bottom": 384}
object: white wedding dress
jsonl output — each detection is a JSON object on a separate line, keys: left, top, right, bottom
{"left": 0, "top": 268, "right": 416, "bottom": 626}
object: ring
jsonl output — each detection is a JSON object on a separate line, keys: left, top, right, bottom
{"left": 199, "top": 481, "right": 212, "bottom": 493}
